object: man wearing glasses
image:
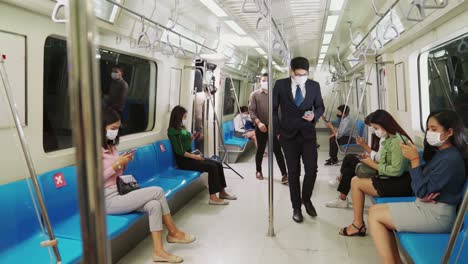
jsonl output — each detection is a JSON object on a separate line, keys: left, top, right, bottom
{"left": 273, "top": 57, "right": 325, "bottom": 223}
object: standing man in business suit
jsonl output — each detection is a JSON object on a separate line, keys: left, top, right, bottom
{"left": 273, "top": 57, "right": 325, "bottom": 223}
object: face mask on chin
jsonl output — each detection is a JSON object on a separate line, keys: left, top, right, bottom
{"left": 426, "top": 130, "right": 448, "bottom": 147}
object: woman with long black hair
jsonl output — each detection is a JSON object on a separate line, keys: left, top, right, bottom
{"left": 339, "top": 109, "right": 414, "bottom": 237}
{"left": 102, "top": 108, "right": 194, "bottom": 263}
{"left": 168, "top": 105, "right": 236, "bottom": 205}
{"left": 368, "top": 110, "right": 467, "bottom": 263}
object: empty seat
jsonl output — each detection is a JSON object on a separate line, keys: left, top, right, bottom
{"left": 222, "top": 121, "right": 248, "bottom": 148}
{"left": 0, "top": 179, "right": 83, "bottom": 264}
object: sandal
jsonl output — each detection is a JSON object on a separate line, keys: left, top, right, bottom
{"left": 339, "top": 223, "right": 366, "bottom": 237}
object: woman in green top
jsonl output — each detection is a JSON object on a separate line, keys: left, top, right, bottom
{"left": 168, "top": 106, "right": 236, "bottom": 205}
{"left": 340, "top": 110, "right": 413, "bottom": 237}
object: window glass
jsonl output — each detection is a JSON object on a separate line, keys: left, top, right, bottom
{"left": 43, "top": 37, "right": 157, "bottom": 152}
{"left": 425, "top": 35, "right": 468, "bottom": 126}
{"left": 223, "top": 78, "right": 241, "bottom": 115}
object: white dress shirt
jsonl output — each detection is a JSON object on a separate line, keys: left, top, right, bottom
{"left": 370, "top": 137, "right": 385, "bottom": 162}
{"left": 291, "top": 78, "right": 306, "bottom": 99}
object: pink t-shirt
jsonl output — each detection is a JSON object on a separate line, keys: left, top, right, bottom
{"left": 102, "top": 146, "right": 124, "bottom": 188}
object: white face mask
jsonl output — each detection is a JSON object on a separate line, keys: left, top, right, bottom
{"left": 294, "top": 75, "right": 308, "bottom": 86}
{"left": 242, "top": 114, "right": 249, "bottom": 119}
{"left": 260, "top": 81, "right": 268, "bottom": 90}
{"left": 181, "top": 119, "right": 187, "bottom": 127}
{"left": 369, "top": 127, "right": 375, "bottom": 135}
{"left": 375, "top": 129, "right": 386, "bottom": 139}
{"left": 111, "top": 72, "right": 119, "bottom": 80}
{"left": 426, "top": 130, "right": 447, "bottom": 147}
{"left": 106, "top": 129, "right": 119, "bottom": 141}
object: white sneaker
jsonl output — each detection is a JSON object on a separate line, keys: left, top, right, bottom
{"left": 326, "top": 197, "right": 349, "bottom": 208}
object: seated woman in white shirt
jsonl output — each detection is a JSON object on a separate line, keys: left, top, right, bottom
{"left": 233, "top": 106, "right": 257, "bottom": 148}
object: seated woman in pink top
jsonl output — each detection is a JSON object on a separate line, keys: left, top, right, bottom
{"left": 102, "top": 108, "right": 194, "bottom": 263}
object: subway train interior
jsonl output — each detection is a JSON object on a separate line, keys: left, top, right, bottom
{"left": 1, "top": 0, "right": 468, "bottom": 263}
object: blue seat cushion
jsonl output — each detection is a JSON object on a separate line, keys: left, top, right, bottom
{"left": 37, "top": 166, "right": 132, "bottom": 240}
{"left": 224, "top": 139, "right": 247, "bottom": 148}
{"left": 398, "top": 232, "right": 449, "bottom": 264}
{"left": 1, "top": 179, "right": 82, "bottom": 264}
{"left": 154, "top": 140, "right": 177, "bottom": 168}
{"left": 51, "top": 214, "right": 133, "bottom": 240}
{"left": 139, "top": 177, "right": 187, "bottom": 200}
{"left": 374, "top": 196, "right": 416, "bottom": 204}
{"left": 0, "top": 233, "right": 83, "bottom": 264}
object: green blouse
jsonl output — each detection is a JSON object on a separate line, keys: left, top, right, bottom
{"left": 377, "top": 134, "right": 410, "bottom": 177}
{"left": 167, "top": 127, "right": 192, "bottom": 156}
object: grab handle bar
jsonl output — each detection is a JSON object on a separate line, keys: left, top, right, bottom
{"left": 241, "top": 0, "right": 261, "bottom": 13}
{"left": 51, "top": 0, "right": 68, "bottom": 23}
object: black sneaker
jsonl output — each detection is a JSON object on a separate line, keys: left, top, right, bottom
{"left": 324, "top": 159, "right": 338, "bottom": 166}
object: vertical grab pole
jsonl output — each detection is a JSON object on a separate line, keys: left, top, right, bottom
{"left": 0, "top": 53, "right": 62, "bottom": 263}
{"left": 441, "top": 191, "right": 468, "bottom": 263}
{"left": 66, "top": 0, "right": 110, "bottom": 263}
{"left": 267, "top": 0, "right": 275, "bottom": 237}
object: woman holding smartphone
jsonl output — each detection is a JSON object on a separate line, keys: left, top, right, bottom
{"left": 168, "top": 105, "right": 236, "bottom": 205}
{"left": 102, "top": 108, "right": 194, "bottom": 263}
{"left": 368, "top": 110, "right": 467, "bottom": 263}
{"left": 339, "top": 109, "right": 413, "bottom": 237}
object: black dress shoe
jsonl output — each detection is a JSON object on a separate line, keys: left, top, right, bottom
{"left": 304, "top": 200, "right": 317, "bottom": 217}
{"left": 292, "top": 209, "right": 303, "bottom": 223}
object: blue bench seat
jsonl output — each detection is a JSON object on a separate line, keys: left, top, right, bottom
{"left": 0, "top": 178, "right": 83, "bottom": 264}
{"left": 37, "top": 166, "right": 135, "bottom": 240}
{"left": 374, "top": 196, "right": 416, "bottom": 204}
{"left": 2, "top": 139, "right": 204, "bottom": 263}
{"left": 222, "top": 121, "right": 248, "bottom": 148}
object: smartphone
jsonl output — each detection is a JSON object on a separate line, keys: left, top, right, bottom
{"left": 396, "top": 132, "right": 408, "bottom": 145}
{"left": 303, "top": 110, "right": 313, "bottom": 117}
{"left": 123, "top": 149, "right": 136, "bottom": 155}
{"left": 191, "top": 149, "right": 202, "bottom": 155}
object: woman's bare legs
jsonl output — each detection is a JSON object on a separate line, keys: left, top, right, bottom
{"left": 368, "top": 204, "right": 403, "bottom": 264}
{"left": 340, "top": 177, "right": 378, "bottom": 235}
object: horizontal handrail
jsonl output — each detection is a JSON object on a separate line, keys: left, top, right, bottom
{"left": 103, "top": 0, "right": 217, "bottom": 53}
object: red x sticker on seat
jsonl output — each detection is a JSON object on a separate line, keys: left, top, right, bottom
{"left": 159, "top": 144, "right": 166, "bottom": 152}
{"left": 53, "top": 172, "right": 67, "bottom": 188}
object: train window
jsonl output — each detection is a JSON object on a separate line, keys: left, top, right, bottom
{"left": 43, "top": 37, "right": 157, "bottom": 152}
{"left": 419, "top": 34, "right": 468, "bottom": 132}
{"left": 223, "top": 78, "right": 241, "bottom": 115}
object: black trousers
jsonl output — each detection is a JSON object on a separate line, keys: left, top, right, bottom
{"left": 280, "top": 133, "right": 318, "bottom": 209}
{"left": 175, "top": 156, "right": 227, "bottom": 195}
{"left": 255, "top": 128, "right": 287, "bottom": 175}
{"left": 329, "top": 136, "right": 354, "bottom": 160}
{"left": 337, "top": 154, "right": 361, "bottom": 195}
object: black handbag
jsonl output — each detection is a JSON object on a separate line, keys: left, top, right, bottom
{"left": 116, "top": 175, "right": 140, "bottom": 195}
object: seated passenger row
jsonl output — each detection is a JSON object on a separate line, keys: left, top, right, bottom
{"left": 1, "top": 106, "right": 240, "bottom": 264}
{"left": 325, "top": 109, "right": 467, "bottom": 263}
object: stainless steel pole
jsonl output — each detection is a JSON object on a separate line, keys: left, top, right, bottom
{"left": 66, "top": 0, "right": 110, "bottom": 263}
{"left": 441, "top": 190, "right": 468, "bottom": 263}
{"left": 267, "top": 0, "right": 275, "bottom": 237}
{"left": 0, "top": 53, "right": 62, "bottom": 263}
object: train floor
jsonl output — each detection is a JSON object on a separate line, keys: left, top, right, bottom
{"left": 117, "top": 131, "right": 383, "bottom": 264}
